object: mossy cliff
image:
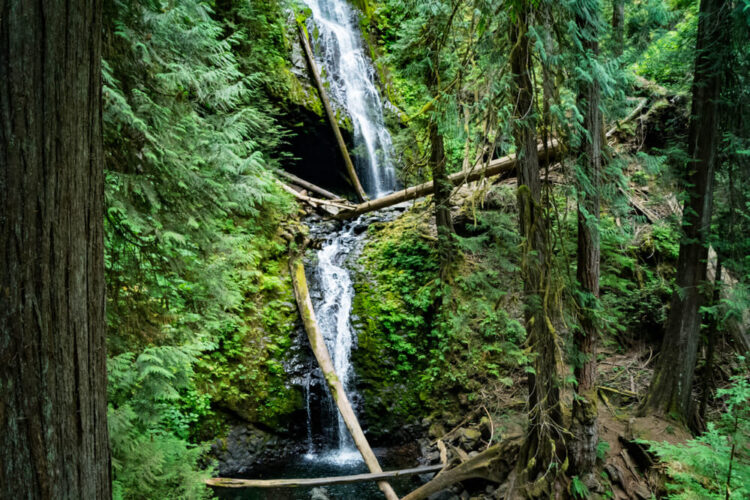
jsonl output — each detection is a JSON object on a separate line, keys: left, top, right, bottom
{"left": 349, "top": 192, "right": 532, "bottom": 442}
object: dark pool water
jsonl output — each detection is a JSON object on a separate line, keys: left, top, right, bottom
{"left": 213, "top": 450, "right": 430, "bottom": 500}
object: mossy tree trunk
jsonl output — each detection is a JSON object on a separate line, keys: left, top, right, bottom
{"left": 570, "top": 0, "right": 603, "bottom": 478}
{"left": 0, "top": 1, "right": 110, "bottom": 498}
{"left": 428, "top": 50, "right": 455, "bottom": 283}
{"left": 508, "top": 2, "right": 564, "bottom": 495}
{"left": 640, "top": 0, "right": 728, "bottom": 421}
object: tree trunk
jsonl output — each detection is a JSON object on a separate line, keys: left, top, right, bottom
{"left": 699, "top": 256, "right": 722, "bottom": 423}
{"left": 428, "top": 56, "right": 455, "bottom": 282}
{"left": 429, "top": 119, "right": 455, "bottom": 281}
{"left": 401, "top": 437, "right": 522, "bottom": 500}
{"left": 570, "top": 1, "right": 603, "bottom": 477}
{"left": 336, "top": 140, "right": 560, "bottom": 218}
{"left": 0, "top": 1, "right": 110, "bottom": 499}
{"left": 508, "top": 3, "right": 563, "bottom": 495}
{"left": 206, "top": 464, "right": 444, "bottom": 489}
{"left": 640, "top": 0, "right": 727, "bottom": 420}
{"left": 612, "top": 0, "right": 625, "bottom": 58}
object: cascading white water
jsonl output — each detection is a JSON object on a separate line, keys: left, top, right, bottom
{"left": 302, "top": 0, "right": 397, "bottom": 198}
{"left": 311, "top": 225, "right": 361, "bottom": 463}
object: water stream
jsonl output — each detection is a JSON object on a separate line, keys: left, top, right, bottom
{"left": 306, "top": 223, "right": 360, "bottom": 463}
{"left": 215, "top": 2, "right": 407, "bottom": 497}
{"left": 302, "top": 0, "right": 398, "bottom": 198}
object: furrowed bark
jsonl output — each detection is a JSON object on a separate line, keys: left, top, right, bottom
{"left": 571, "top": 1, "right": 603, "bottom": 476}
{"left": 289, "top": 257, "right": 398, "bottom": 500}
{"left": 612, "top": 0, "right": 625, "bottom": 58}
{"left": 640, "top": 0, "right": 728, "bottom": 420}
{"left": 0, "top": 1, "right": 111, "bottom": 498}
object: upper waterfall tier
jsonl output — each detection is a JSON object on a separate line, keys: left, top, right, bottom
{"left": 302, "top": 0, "right": 398, "bottom": 198}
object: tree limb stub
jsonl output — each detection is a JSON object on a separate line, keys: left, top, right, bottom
{"left": 288, "top": 256, "right": 398, "bottom": 500}
{"left": 204, "top": 464, "right": 444, "bottom": 489}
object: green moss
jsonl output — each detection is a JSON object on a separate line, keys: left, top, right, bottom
{"left": 196, "top": 224, "right": 305, "bottom": 431}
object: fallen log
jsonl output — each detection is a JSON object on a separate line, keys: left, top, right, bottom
{"left": 278, "top": 181, "right": 353, "bottom": 216}
{"left": 277, "top": 170, "right": 342, "bottom": 200}
{"left": 401, "top": 436, "right": 522, "bottom": 500}
{"left": 337, "top": 139, "right": 560, "bottom": 219}
{"left": 297, "top": 22, "right": 368, "bottom": 202}
{"left": 289, "top": 256, "right": 398, "bottom": 500}
{"left": 205, "top": 464, "right": 443, "bottom": 489}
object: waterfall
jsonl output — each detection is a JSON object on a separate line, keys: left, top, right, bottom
{"left": 299, "top": 0, "right": 399, "bottom": 466}
{"left": 302, "top": 0, "right": 398, "bottom": 198}
{"left": 309, "top": 224, "right": 361, "bottom": 463}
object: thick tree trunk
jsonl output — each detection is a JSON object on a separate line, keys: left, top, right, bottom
{"left": 699, "top": 257, "right": 722, "bottom": 422}
{"left": 612, "top": 0, "right": 625, "bottom": 57}
{"left": 640, "top": 0, "right": 727, "bottom": 420}
{"left": 429, "top": 119, "right": 455, "bottom": 281}
{"left": 570, "top": 3, "right": 603, "bottom": 477}
{"left": 0, "top": 1, "right": 110, "bottom": 499}
{"left": 427, "top": 56, "right": 455, "bottom": 282}
{"left": 508, "top": 4, "right": 563, "bottom": 495}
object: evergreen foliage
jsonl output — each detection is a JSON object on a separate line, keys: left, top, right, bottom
{"left": 83, "top": 0, "right": 750, "bottom": 495}
{"left": 101, "top": 0, "right": 297, "bottom": 494}
{"left": 108, "top": 346, "right": 212, "bottom": 499}
{"left": 644, "top": 373, "right": 750, "bottom": 499}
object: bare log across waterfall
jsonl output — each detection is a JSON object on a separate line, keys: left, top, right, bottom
{"left": 288, "top": 256, "right": 399, "bottom": 500}
{"left": 205, "top": 464, "right": 444, "bottom": 489}
{"left": 297, "top": 22, "right": 368, "bottom": 202}
{"left": 337, "top": 139, "right": 560, "bottom": 218}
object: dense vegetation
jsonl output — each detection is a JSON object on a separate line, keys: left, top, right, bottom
{"left": 1, "top": 0, "right": 748, "bottom": 498}
{"left": 100, "top": 0, "right": 750, "bottom": 496}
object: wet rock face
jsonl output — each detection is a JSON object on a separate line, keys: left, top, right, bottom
{"left": 212, "top": 424, "right": 304, "bottom": 476}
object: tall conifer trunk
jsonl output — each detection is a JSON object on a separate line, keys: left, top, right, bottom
{"left": 570, "top": 0, "right": 603, "bottom": 476}
{"left": 640, "top": 0, "right": 727, "bottom": 420}
{"left": 428, "top": 53, "right": 455, "bottom": 282}
{"left": 509, "top": 3, "right": 563, "bottom": 494}
{"left": 0, "top": 1, "right": 110, "bottom": 498}
{"left": 612, "top": 0, "right": 625, "bottom": 57}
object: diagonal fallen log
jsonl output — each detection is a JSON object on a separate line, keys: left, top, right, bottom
{"left": 289, "top": 256, "right": 399, "bottom": 500}
{"left": 278, "top": 181, "right": 353, "bottom": 216}
{"left": 297, "top": 22, "right": 368, "bottom": 202}
{"left": 337, "top": 139, "right": 560, "bottom": 219}
{"left": 277, "top": 170, "right": 343, "bottom": 201}
{"left": 204, "top": 464, "right": 444, "bottom": 489}
{"left": 401, "top": 436, "right": 522, "bottom": 500}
